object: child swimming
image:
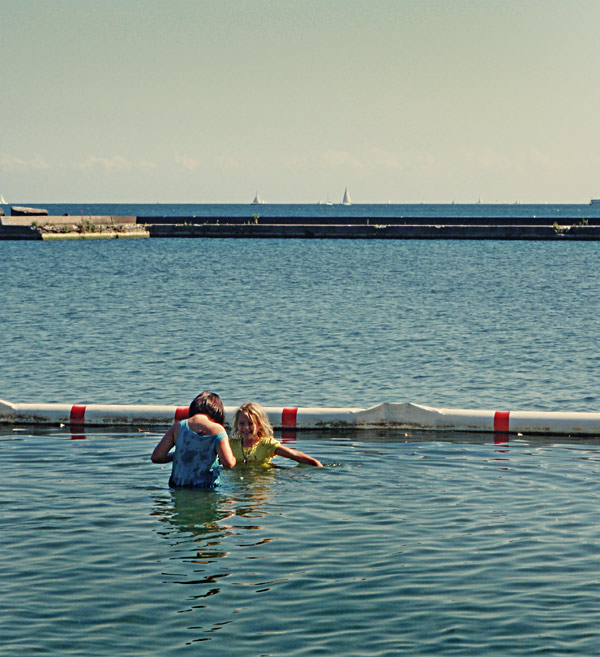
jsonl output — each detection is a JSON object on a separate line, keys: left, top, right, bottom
{"left": 231, "top": 402, "right": 323, "bottom": 467}
{"left": 151, "top": 391, "right": 236, "bottom": 487}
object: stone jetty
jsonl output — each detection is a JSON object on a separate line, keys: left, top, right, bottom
{"left": 1, "top": 212, "right": 600, "bottom": 240}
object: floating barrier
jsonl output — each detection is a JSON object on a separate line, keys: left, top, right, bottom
{"left": 1, "top": 399, "right": 600, "bottom": 436}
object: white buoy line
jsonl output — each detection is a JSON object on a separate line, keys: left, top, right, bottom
{"left": 1, "top": 399, "right": 600, "bottom": 436}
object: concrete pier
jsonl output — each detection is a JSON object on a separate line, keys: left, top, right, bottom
{"left": 0, "top": 224, "right": 44, "bottom": 240}
{"left": 139, "top": 214, "right": 600, "bottom": 227}
{"left": 0, "top": 215, "right": 146, "bottom": 240}
{"left": 2, "top": 215, "right": 137, "bottom": 226}
{"left": 2, "top": 215, "right": 600, "bottom": 240}
{"left": 147, "top": 223, "right": 600, "bottom": 240}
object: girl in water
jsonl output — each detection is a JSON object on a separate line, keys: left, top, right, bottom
{"left": 231, "top": 401, "right": 323, "bottom": 467}
{"left": 151, "top": 391, "right": 236, "bottom": 487}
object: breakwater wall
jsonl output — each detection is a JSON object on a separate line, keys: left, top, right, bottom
{"left": 146, "top": 223, "right": 600, "bottom": 240}
{"left": 0, "top": 215, "right": 146, "bottom": 240}
{"left": 2, "top": 214, "right": 600, "bottom": 240}
{"left": 139, "top": 214, "right": 600, "bottom": 226}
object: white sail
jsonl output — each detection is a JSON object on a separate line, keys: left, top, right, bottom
{"left": 342, "top": 187, "right": 351, "bottom": 205}
{"left": 0, "top": 194, "right": 6, "bottom": 204}
{"left": 252, "top": 192, "right": 263, "bottom": 204}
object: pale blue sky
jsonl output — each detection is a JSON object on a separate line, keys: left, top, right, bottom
{"left": 1, "top": 0, "right": 599, "bottom": 203}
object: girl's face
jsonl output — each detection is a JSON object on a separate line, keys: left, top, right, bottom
{"left": 237, "top": 414, "right": 257, "bottom": 441}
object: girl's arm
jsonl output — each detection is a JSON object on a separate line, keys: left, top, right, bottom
{"left": 274, "top": 445, "right": 323, "bottom": 467}
{"left": 151, "top": 423, "right": 178, "bottom": 463}
{"left": 217, "top": 437, "right": 236, "bottom": 469}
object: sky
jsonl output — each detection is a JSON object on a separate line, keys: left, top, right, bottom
{"left": 1, "top": 0, "right": 599, "bottom": 204}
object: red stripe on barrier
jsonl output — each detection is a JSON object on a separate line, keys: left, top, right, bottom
{"left": 282, "top": 407, "right": 298, "bottom": 429}
{"left": 70, "top": 405, "right": 86, "bottom": 425}
{"left": 494, "top": 411, "right": 510, "bottom": 433}
{"left": 175, "top": 406, "right": 189, "bottom": 422}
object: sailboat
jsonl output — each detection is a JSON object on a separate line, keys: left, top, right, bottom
{"left": 0, "top": 194, "right": 6, "bottom": 204}
{"left": 342, "top": 187, "right": 351, "bottom": 205}
{"left": 252, "top": 192, "right": 263, "bottom": 205}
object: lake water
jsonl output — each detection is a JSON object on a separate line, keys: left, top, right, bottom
{"left": 2, "top": 230, "right": 600, "bottom": 655}
{"left": 6, "top": 200, "right": 600, "bottom": 219}
{"left": 3, "top": 429, "right": 600, "bottom": 656}
{"left": 2, "top": 235, "right": 599, "bottom": 410}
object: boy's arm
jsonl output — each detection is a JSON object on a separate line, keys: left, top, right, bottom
{"left": 275, "top": 445, "right": 323, "bottom": 467}
{"left": 217, "top": 437, "right": 236, "bottom": 469}
{"left": 151, "top": 423, "right": 178, "bottom": 463}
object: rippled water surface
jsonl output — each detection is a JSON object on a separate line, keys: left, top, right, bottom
{"left": 3, "top": 430, "right": 600, "bottom": 656}
{"left": 2, "top": 236, "right": 600, "bottom": 655}
{"left": 2, "top": 238, "right": 599, "bottom": 410}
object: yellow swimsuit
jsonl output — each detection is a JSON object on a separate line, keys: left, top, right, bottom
{"left": 231, "top": 436, "right": 281, "bottom": 465}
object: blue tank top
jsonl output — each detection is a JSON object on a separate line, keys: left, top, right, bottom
{"left": 169, "top": 419, "right": 228, "bottom": 488}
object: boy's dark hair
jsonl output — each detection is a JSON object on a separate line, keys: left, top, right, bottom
{"left": 188, "top": 391, "right": 225, "bottom": 425}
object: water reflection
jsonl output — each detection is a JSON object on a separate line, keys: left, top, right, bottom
{"left": 152, "top": 488, "right": 234, "bottom": 562}
{"left": 150, "top": 467, "right": 281, "bottom": 613}
{"left": 227, "top": 465, "right": 278, "bottom": 520}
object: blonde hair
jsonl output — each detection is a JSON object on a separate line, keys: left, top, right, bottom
{"left": 233, "top": 402, "right": 273, "bottom": 439}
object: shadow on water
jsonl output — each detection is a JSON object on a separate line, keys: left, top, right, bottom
{"left": 276, "top": 426, "right": 600, "bottom": 448}
{"left": 3, "top": 424, "right": 600, "bottom": 447}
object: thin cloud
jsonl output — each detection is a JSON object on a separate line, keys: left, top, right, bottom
{"left": 174, "top": 153, "right": 201, "bottom": 170}
{"left": 0, "top": 154, "right": 50, "bottom": 171}
{"left": 319, "top": 150, "right": 364, "bottom": 169}
{"left": 214, "top": 155, "right": 243, "bottom": 169}
{"left": 281, "top": 150, "right": 365, "bottom": 170}
{"left": 74, "top": 155, "right": 132, "bottom": 172}
{"left": 282, "top": 149, "right": 428, "bottom": 172}
{"left": 370, "top": 148, "right": 401, "bottom": 170}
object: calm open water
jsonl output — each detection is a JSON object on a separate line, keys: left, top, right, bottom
{"left": 6, "top": 200, "right": 600, "bottom": 220}
{"left": 2, "top": 229, "right": 600, "bottom": 655}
